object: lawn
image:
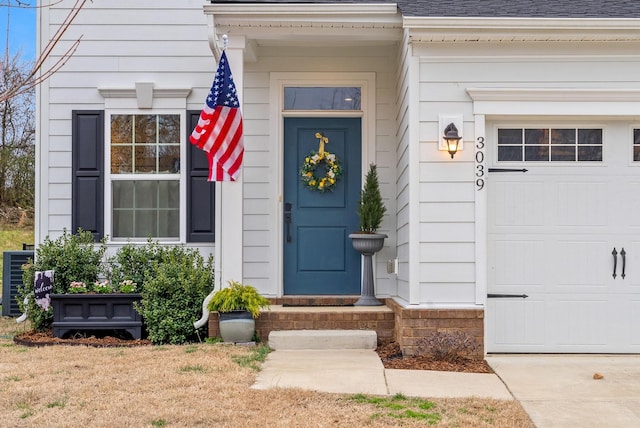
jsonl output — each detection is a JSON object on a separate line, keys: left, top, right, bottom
{"left": 0, "top": 319, "right": 534, "bottom": 427}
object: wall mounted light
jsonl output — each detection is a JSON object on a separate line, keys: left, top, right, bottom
{"left": 443, "top": 123, "right": 462, "bottom": 159}
{"left": 439, "top": 115, "right": 464, "bottom": 159}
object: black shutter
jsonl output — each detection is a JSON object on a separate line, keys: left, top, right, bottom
{"left": 72, "top": 110, "right": 104, "bottom": 241}
{"left": 187, "top": 110, "right": 216, "bottom": 242}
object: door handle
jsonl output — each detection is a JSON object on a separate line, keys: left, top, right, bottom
{"left": 612, "top": 248, "right": 618, "bottom": 279}
{"left": 621, "top": 248, "right": 626, "bottom": 279}
{"left": 284, "top": 202, "right": 292, "bottom": 243}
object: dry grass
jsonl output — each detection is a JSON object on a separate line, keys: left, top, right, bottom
{"left": 0, "top": 318, "right": 533, "bottom": 427}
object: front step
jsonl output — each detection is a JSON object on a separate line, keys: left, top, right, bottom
{"left": 268, "top": 329, "right": 377, "bottom": 350}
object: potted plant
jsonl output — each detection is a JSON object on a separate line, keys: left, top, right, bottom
{"left": 207, "top": 280, "right": 271, "bottom": 343}
{"left": 349, "top": 163, "right": 387, "bottom": 306}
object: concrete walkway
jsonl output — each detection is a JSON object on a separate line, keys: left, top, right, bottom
{"left": 252, "top": 349, "right": 513, "bottom": 400}
{"left": 487, "top": 355, "right": 640, "bottom": 428}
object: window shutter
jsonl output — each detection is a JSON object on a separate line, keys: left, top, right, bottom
{"left": 72, "top": 111, "right": 104, "bottom": 241}
{"left": 187, "top": 110, "right": 216, "bottom": 242}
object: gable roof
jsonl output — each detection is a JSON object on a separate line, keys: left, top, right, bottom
{"left": 211, "top": 1, "right": 640, "bottom": 18}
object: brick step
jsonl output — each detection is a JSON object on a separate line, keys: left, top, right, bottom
{"left": 268, "top": 329, "right": 377, "bottom": 350}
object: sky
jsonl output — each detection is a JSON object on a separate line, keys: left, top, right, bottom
{"left": 0, "top": 2, "right": 36, "bottom": 60}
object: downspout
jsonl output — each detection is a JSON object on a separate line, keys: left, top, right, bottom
{"left": 207, "top": 13, "right": 222, "bottom": 62}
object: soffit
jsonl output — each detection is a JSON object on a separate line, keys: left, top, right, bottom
{"left": 204, "top": 3, "right": 402, "bottom": 47}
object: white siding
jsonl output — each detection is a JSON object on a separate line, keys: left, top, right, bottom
{"left": 414, "top": 39, "right": 640, "bottom": 306}
{"left": 38, "top": 0, "right": 213, "bottom": 243}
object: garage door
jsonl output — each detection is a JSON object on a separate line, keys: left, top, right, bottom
{"left": 487, "top": 123, "right": 640, "bottom": 353}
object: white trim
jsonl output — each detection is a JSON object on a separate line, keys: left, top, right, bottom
{"left": 269, "top": 72, "right": 376, "bottom": 296}
{"left": 474, "top": 115, "right": 487, "bottom": 306}
{"left": 408, "top": 55, "right": 421, "bottom": 305}
{"left": 466, "top": 88, "right": 640, "bottom": 116}
{"left": 467, "top": 88, "right": 640, "bottom": 102}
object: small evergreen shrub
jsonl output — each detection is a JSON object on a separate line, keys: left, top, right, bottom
{"left": 19, "top": 229, "right": 107, "bottom": 331}
{"left": 417, "top": 331, "right": 479, "bottom": 363}
{"left": 134, "top": 246, "right": 214, "bottom": 344}
{"left": 357, "top": 163, "right": 386, "bottom": 233}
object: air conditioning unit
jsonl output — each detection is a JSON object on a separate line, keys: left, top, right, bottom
{"left": 2, "top": 250, "right": 34, "bottom": 317}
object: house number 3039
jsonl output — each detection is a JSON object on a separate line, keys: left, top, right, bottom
{"left": 475, "top": 136, "right": 485, "bottom": 191}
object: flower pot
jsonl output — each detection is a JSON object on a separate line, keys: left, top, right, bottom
{"left": 218, "top": 310, "right": 255, "bottom": 343}
{"left": 349, "top": 233, "right": 387, "bottom": 306}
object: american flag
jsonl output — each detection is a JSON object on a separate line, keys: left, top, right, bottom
{"left": 190, "top": 51, "right": 244, "bottom": 181}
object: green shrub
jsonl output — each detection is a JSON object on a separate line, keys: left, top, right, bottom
{"left": 106, "top": 239, "right": 167, "bottom": 295}
{"left": 18, "top": 229, "right": 107, "bottom": 331}
{"left": 134, "top": 246, "right": 214, "bottom": 344}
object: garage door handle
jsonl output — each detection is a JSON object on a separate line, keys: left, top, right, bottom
{"left": 621, "top": 248, "right": 626, "bottom": 279}
{"left": 612, "top": 248, "right": 618, "bottom": 279}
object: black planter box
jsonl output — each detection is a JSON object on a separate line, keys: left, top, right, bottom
{"left": 51, "top": 293, "right": 142, "bottom": 339}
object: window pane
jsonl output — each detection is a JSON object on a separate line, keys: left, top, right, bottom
{"left": 113, "top": 210, "right": 133, "bottom": 237}
{"left": 498, "top": 146, "right": 522, "bottom": 161}
{"left": 525, "top": 145, "right": 549, "bottom": 161}
{"left": 113, "top": 181, "right": 133, "bottom": 208}
{"left": 579, "top": 129, "right": 603, "bottom": 145}
{"left": 159, "top": 115, "right": 180, "bottom": 144}
{"left": 111, "top": 115, "right": 132, "bottom": 144}
{"left": 525, "top": 129, "right": 549, "bottom": 145}
{"left": 158, "top": 181, "right": 179, "bottom": 208}
{"left": 284, "top": 87, "right": 361, "bottom": 110}
{"left": 551, "top": 146, "right": 575, "bottom": 161}
{"left": 158, "top": 210, "right": 180, "bottom": 237}
{"left": 134, "top": 146, "right": 157, "bottom": 173}
{"left": 111, "top": 146, "right": 132, "bottom": 173}
{"left": 158, "top": 146, "right": 180, "bottom": 173}
{"left": 135, "top": 115, "right": 156, "bottom": 144}
{"left": 578, "top": 146, "right": 603, "bottom": 161}
{"left": 551, "top": 129, "right": 575, "bottom": 145}
{"left": 498, "top": 129, "right": 522, "bottom": 145}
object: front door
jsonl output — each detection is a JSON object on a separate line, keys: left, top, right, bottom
{"left": 283, "top": 118, "right": 361, "bottom": 295}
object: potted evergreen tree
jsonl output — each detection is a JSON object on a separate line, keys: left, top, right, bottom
{"left": 349, "top": 163, "right": 387, "bottom": 306}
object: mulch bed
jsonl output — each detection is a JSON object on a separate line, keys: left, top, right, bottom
{"left": 13, "top": 329, "right": 151, "bottom": 347}
{"left": 376, "top": 340, "right": 493, "bottom": 373}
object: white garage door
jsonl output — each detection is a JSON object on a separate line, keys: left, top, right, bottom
{"left": 487, "top": 123, "right": 640, "bottom": 353}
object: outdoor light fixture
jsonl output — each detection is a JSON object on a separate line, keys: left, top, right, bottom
{"left": 443, "top": 122, "right": 462, "bottom": 159}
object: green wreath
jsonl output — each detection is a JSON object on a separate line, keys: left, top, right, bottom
{"left": 300, "top": 150, "right": 342, "bottom": 192}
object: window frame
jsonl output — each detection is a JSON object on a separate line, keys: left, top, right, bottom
{"left": 104, "top": 109, "right": 187, "bottom": 243}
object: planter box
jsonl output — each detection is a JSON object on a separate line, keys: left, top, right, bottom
{"left": 52, "top": 293, "right": 142, "bottom": 339}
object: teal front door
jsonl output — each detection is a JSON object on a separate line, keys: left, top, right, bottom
{"left": 283, "top": 118, "right": 361, "bottom": 295}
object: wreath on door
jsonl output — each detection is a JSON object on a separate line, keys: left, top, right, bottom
{"left": 300, "top": 133, "right": 342, "bottom": 192}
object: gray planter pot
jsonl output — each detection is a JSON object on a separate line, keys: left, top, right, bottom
{"left": 218, "top": 310, "right": 255, "bottom": 343}
{"left": 349, "top": 233, "right": 387, "bottom": 306}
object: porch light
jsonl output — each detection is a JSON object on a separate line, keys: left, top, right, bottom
{"left": 443, "top": 122, "right": 462, "bottom": 159}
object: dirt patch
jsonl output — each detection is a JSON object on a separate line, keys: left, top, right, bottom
{"left": 376, "top": 340, "right": 494, "bottom": 373}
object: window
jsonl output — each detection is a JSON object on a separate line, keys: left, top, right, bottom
{"left": 284, "top": 87, "right": 361, "bottom": 110}
{"left": 634, "top": 129, "right": 640, "bottom": 161}
{"left": 497, "top": 128, "right": 603, "bottom": 162}
{"left": 109, "top": 114, "right": 181, "bottom": 239}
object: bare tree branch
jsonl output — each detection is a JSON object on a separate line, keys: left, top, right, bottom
{"left": 0, "top": 0, "right": 89, "bottom": 103}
